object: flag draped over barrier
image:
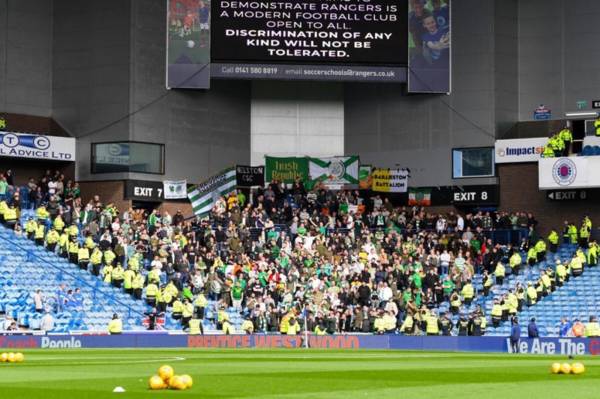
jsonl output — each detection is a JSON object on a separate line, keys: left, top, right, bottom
{"left": 187, "top": 168, "right": 236, "bottom": 216}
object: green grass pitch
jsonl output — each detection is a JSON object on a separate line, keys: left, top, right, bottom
{"left": 0, "top": 349, "right": 598, "bottom": 398}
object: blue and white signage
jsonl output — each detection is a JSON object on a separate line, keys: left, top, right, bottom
{"left": 495, "top": 138, "right": 547, "bottom": 164}
{"left": 0, "top": 132, "right": 75, "bottom": 161}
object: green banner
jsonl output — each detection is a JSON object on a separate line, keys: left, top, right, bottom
{"left": 265, "top": 156, "right": 309, "bottom": 184}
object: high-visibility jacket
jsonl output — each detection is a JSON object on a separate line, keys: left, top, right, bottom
{"left": 584, "top": 216, "right": 592, "bottom": 230}
{"left": 577, "top": 250, "right": 587, "bottom": 264}
{"left": 494, "top": 263, "right": 505, "bottom": 278}
{"left": 556, "top": 264, "right": 567, "bottom": 281}
{"left": 241, "top": 320, "right": 254, "bottom": 333}
{"left": 0, "top": 201, "right": 8, "bottom": 217}
{"left": 102, "top": 265, "right": 113, "bottom": 283}
{"left": 382, "top": 314, "right": 396, "bottom": 331}
{"left": 527, "top": 247, "right": 537, "bottom": 261}
{"left": 162, "top": 288, "right": 172, "bottom": 304}
{"left": 541, "top": 274, "right": 551, "bottom": 289}
{"left": 25, "top": 219, "right": 37, "bottom": 233}
{"left": 148, "top": 269, "right": 160, "bottom": 284}
{"left": 570, "top": 257, "right": 583, "bottom": 272}
{"left": 542, "top": 145, "right": 555, "bottom": 158}
{"left": 461, "top": 283, "right": 474, "bottom": 299}
{"left": 59, "top": 233, "right": 69, "bottom": 250}
{"left": 400, "top": 315, "right": 414, "bottom": 333}
{"left": 585, "top": 322, "right": 600, "bottom": 337}
{"left": 548, "top": 231, "right": 559, "bottom": 245}
{"left": 145, "top": 283, "right": 159, "bottom": 298}
{"left": 91, "top": 248, "right": 103, "bottom": 265}
{"left": 132, "top": 274, "right": 145, "bottom": 289}
{"left": 78, "top": 247, "right": 90, "bottom": 262}
{"left": 580, "top": 228, "right": 590, "bottom": 242}
{"left": 425, "top": 316, "right": 439, "bottom": 334}
{"left": 165, "top": 282, "right": 179, "bottom": 299}
{"left": 194, "top": 294, "right": 208, "bottom": 308}
{"left": 68, "top": 241, "right": 79, "bottom": 254}
{"left": 491, "top": 304, "right": 502, "bottom": 317}
{"left": 450, "top": 294, "right": 462, "bottom": 308}
{"left": 35, "top": 224, "right": 45, "bottom": 239}
{"left": 534, "top": 240, "right": 546, "bottom": 253}
{"left": 112, "top": 266, "right": 124, "bottom": 281}
{"left": 559, "top": 128, "right": 572, "bottom": 142}
{"left": 123, "top": 269, "right": 135, "bottom": 289}
{"left": 568, "top": 225, "right": 578, "bottom": 244}
{"left": 595, "top": 118, "right": 600, "bottom": 136}
{"left": 315, "top": 325, "right": 328, "bottom": 335}
{"left": 189, "top": 319, "right": 202, "bottom": 335}
{"left": 36, "top": 206, "right": 48, "bottom": 220}
{"left": 182, "top": 302, "right": 194, "bottom": 318}
{"left": 46, "top": 230, "right": 59, "bottom": 244}
{"left": 483, "top": 275, "right": 493, "bottom": 288}
{"left": 104, "top": 250, "right": 116, "bottom": 265}
{"left": 128, "top": 255, "right": 140, "bottom": 271}
{"left": 509, "top": 253, "right": 522, "bottom": 268}
{"left": 53, "top": 216, "right": 64, "bottom": 232}
{"left": 4, "top": 207, "right": 17, "bottom": 221}
{"left": 68, "top": 225, "right": 78, "bottom": 237}
{"left": 588, "top": 244, "right": 598, "bottom": 263}
{"left": 84, "top": 236, "right": 95, "bottom": 249}
{"left": 287, "top": 322, "right": 301, "bottom": 335}
{"left": 108, "top": 319, "right": 122, "bottom": 334}
{"left": 527, "top": 286, "right": 537, "bottom": 304}
{"left": 172, "top": 300, "right": 184, "bottom": 315}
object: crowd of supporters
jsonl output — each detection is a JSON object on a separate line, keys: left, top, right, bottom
{"left": 2, "top": 175, "right": 599, "bottom": 336}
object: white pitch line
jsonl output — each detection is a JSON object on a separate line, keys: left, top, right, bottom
{"left": 20, "top": 356, "right": 186, "bottom": 364}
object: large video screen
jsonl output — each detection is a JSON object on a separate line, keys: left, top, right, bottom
{"left": 210, "top": 0, "right": 409, "bottom": 82}
{"left": 408, "top": 0, "right": 451, "bottom": 93}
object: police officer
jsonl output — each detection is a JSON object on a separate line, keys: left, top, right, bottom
{"left": 468, "top": 313, "right": 485, "bottom": 336}
{"left": 108, "top": 313, "right": 123, "bottom": 335}
{"left": 547, "top": 229, "right": 559, "bottom": 253}
{"left": 424, "top": 311, "right": 440, "bottom": 336}
{"left": 439, "top": 312, "right": 453, "bottom": 336}
{"left": 457, "top": 314, "right": 470, "bottom": 336}
{"left": 585, "top": 316, "right": 600, "bottom": 337}
{"left": 461, "top": 280, "right": 474, "bottom": 306}
{"left": 491, "top": 299, "right": 503, "bottom": 327}
{"left": 588, "top": 240, "right": 599, "bottom": 266}
{"left": 595, "top": 116, "right": 600, "bottom": 137}
{"left": 526, "top": 282, "right": 537, "bottom": 306}
{"left": 494, "top": 261, "right": 505, "bottom": 286}
{"left": 559, "top": 126, "right": 572, "bottom": 156}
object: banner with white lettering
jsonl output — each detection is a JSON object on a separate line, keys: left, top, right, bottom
{"left": 0, "top": 132, "right": 75, "bottom": 162}
{"left": 451, "top": 185, "right": 499, "bottom": 206}
{"left": 124, "top": 180, "right": 164, "bottom": 202}
{"left": 163, "top": 180, "right": 188, "bottom": 199}
{"left": 236, "top": 165, "right": 265, "bottom": 187}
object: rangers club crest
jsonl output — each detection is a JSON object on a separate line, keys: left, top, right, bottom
{"left": 552, "top": 158, "right": 577, "bottom": 186}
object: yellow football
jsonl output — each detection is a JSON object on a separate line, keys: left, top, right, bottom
{"left": 560, "top": 363, "right": 572, "bottom": 374}
{"left": 158, "top": 365, "right": 174, "bottom": 381}
{"left": 571, "top": 362, "right": 585, "bottom": 375}
{"left": 7, "top": 353, "right": 15, "bottom": 363}
{"left": 180, "top": 374, "right": 193, "bottom": 389}
{"left": 0, "top": 353, "right": 7, "bottom": 362}
{"left": 149, "top": 375, "right": 166, "bottom": 390}
{"left": 14, "top": 353, "right": 24, "bottom": 363}
{"left": 169, "top": 375, "right": 186, "bottom": 390}
{"left": 550, "top": 363, "right": 561, "bottom": 374}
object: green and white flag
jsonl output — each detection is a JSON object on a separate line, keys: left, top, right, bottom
{"left": 308, "top": 156, "right": 359, "bottom": 189}
{"left": 187, "top": 168, "right": 236, "bottom": 216}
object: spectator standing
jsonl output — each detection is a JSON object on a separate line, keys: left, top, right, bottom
{"left": 528, "top": 317, "right": 539, "bottom": 338}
